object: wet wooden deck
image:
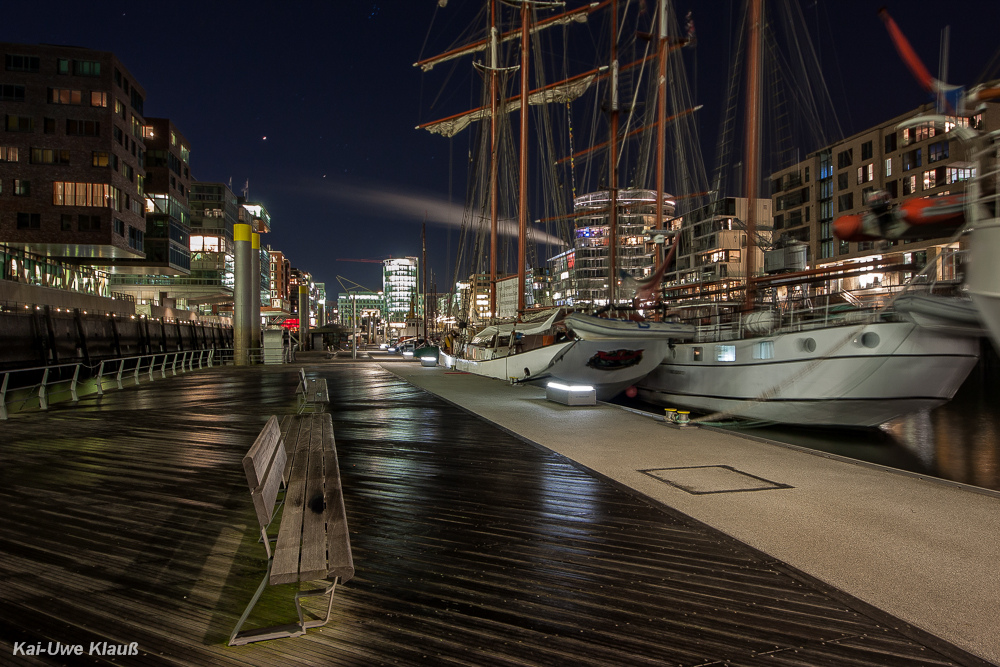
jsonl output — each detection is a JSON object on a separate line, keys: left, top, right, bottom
{"left": 0, "top": 361, "right": 989, "bottom": 665}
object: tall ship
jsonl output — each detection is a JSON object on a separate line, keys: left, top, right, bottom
{"left": 417, "top": 0, "right": 696, "bottom": 399}
{"left": 633, "top": 2, "right": 983, "bottom": 427}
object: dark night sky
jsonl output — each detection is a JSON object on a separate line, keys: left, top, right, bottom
{"left": 4, "top": 1, "right": 997, "bottom": 297}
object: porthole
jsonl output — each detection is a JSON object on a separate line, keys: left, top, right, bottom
{"left": 861, "top": 332, "right": 880, "bottom": 348}
{"left": 800, "top": 337, "right": 816, "bottom": 353}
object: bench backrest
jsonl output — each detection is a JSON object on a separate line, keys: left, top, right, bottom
{"left": 242, "top": 415, "right": 286, "bottom": 530}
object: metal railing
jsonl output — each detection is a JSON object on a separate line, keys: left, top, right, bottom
{"left": 0, "top": 347, "right": 231, "bottom": 420}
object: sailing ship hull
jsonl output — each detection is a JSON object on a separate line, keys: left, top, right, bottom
{"left": 564, "top": 312, "right": 695, "bottom": 340}
{"left": 442, "top": 338, "right": 668, "bottom": 401}
{"left": 635, "top": 321, "right": 979, "bottom": 427}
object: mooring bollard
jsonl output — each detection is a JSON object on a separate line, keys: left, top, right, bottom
{"left": 664, "top": 407, "right": 677, "bottom": 424}
{"left": 676, "top": 410, "right": 690, "bottom": 425}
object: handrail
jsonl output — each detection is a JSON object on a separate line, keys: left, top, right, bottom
{"left": 0, "top": 347, "right": 233, "bottom": 420}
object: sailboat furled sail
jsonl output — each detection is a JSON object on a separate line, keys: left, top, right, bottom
{"left": 418, "top": 0, "right": 695, "bottom": 399}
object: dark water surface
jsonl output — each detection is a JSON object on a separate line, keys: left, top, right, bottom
{"left": 616, "top": 359, "right": 1000, "bottom": 493}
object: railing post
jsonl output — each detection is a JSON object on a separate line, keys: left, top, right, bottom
{"left": 208, "top": 349, "right": 215, "bottom": 366}
{"left": 180, "top": 351, "right": 189, "bottom": 372}
{"left": 70, "top": 364, "right": 80, "bottom": 402}
{"left": 172, "top": 352, "right": 179, "bottom": 375}
{"left": 160, "top": 354, "right": 168, "bottom": 378}
{"left": 148, "top": 355, "right": 156, "bottom": 381}
{"left": 198, "top": 350, "right": 204, "bottom": 369}
{"left": 116, "top": 359, "right": 125, "bottom": 390}
{"left": 0, "top": 373, "right": 8, "bottom": 420}
{"left": 39, "top": 368, "right": 49, "bottom": 411}
{"left": 96, "top": 361, "right": 105, "bottom": 395}
{"left": 134, "top": 356, "right": 142, "bottom": 384}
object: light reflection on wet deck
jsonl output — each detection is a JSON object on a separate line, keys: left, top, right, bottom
{"left": 0, "top": 362, "right": 985, "bottom": 666}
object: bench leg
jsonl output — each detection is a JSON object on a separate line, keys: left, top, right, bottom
{"left": 228, "top": 559, "right": 303, "bottom": 646}
{"left": 228, "top": 572, "right": 340, "bottom": 646}
{"left": 296, "top": 579, "right": 338, "bottom": 632}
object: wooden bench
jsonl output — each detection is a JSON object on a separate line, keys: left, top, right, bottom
{"left": 229, "top": 413, "right": 354, "bottom": 646}
{"left": 296, "top": 367, "right": 329, "bottom": 413}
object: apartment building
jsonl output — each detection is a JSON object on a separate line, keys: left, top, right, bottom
{"left": 0, "top": 43, "right": 147, "bottom": 261}
{"left": 770, "top": 101, "right": 999, "bottom": 287}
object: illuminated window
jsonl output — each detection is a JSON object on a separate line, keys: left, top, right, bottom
{"left": 692, "top": 347, "right": 703, "bottom": 362}
{"left": 947, "top": 167, "right": 974, "bottom": 183}
{"left": 716, "top": 345, "right": 736, "bottom": 362}
{"left": 0, "top": 146, "right": 18, "bottom": 162}
{"left": 91, "top": 91, "right": 108, "bottom": 107}
{"left": 92, "top": 151, "right": 109, "bottom": 167}
{"left": 53, "top": 181, "right": 119, "bottom": 208}
{"left": 885, "top": 158, "right": 892, "bottom": 177}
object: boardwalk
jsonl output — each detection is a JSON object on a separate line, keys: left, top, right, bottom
{"left": 0, "top": 360, "right": 989, "bottom": 665}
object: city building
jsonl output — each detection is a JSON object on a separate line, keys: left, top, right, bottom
{"left": 0, "top": 43, "right": 147, "bottom": 263}
{"left": 570, "top": 189, "right": 675, "bottom": 306}
{"left": 383, "top": 257, "right": 418, "bottom": 330}
{"left": 662, "top": 196, "right": 771, "bottom": 303}
{"left": 337, "top": 291, "right": 383, "bottom": 330}
{"left": 238, "top": 199, "right": 272, "bottom": 319}
{"left": 769, "top": 101, "right": 999, "bottom": 293}
{"left": 496, "top": 268, "right": 542, "bottom": 318}
{"left": 264, "top": 247, "right": 291, "bottom": 324}
{"left": 106, "top": 117, "right": 192, "bottom": 303}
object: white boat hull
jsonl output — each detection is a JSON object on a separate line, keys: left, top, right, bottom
{"left": 636, "top": 321, "right": 979, "bottom": 427}
{"left": 564, "top": 313, "right": 695, "bottom": 340}
{"left": 442, "top": 338, "right": 668, "bottom": 400}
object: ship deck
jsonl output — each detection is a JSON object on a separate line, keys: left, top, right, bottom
{"left": 0, "top": 352, "right": 995, "bottom": 666}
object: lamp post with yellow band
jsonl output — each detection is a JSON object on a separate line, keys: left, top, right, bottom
{"left": 298, "top": 283, "right": 310, "bottom": 351}
{"left": 234, "top": 222, "right": 253, "bottom": 365}
{"left": 251, "top": 232, "right": 262, "bottom": 354}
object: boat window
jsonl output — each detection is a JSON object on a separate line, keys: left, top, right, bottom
{"left": 753, "top": 340, "right": 774, "bottom": 360}
{"left": 716, "top": 345, "right": 736, "bottom": 362}
{"left": 692, "top": 347, "right": 702, "bottom": 362}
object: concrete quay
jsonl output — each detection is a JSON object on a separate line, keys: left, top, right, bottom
{"left": 384, "top": 356, "right": 1000, "bottom": 665}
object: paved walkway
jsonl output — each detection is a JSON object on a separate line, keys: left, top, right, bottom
{"left": 384, "top": 356, "right": 1000, "bottom": 666}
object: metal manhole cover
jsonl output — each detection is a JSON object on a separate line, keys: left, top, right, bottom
{"left": 640, "top": 465, "right": 793, "bottom": 495}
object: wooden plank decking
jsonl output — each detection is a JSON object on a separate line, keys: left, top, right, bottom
{"left": 0, "top": 361, "right": 988, "bottom": 665}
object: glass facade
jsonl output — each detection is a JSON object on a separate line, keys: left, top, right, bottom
{"left": 383, "top": 257, "right": 418, "bottom": 324}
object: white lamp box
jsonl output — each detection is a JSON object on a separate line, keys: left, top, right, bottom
{"left": 545, "top": 382, "right": 596, "bottom": 406}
